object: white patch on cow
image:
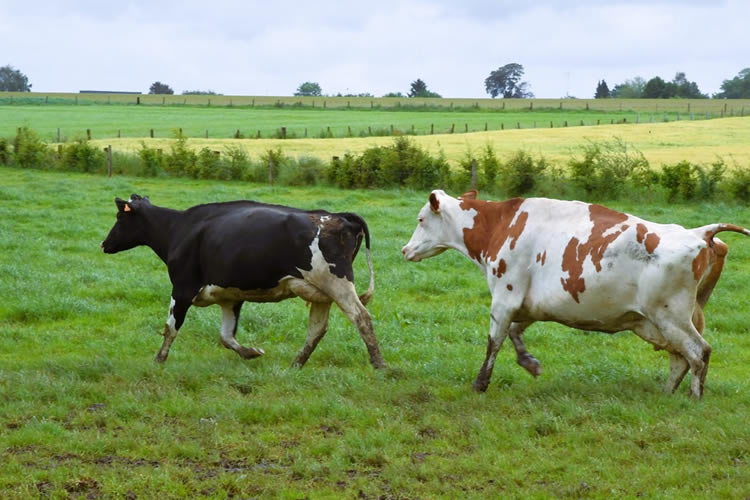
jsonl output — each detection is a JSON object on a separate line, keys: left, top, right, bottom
{"left": 166, "top": 296, "right": 176, "bottom": 331}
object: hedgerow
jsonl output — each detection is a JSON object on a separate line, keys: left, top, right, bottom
{"left": 4, "top": 127, "right": 750, "bottom": 204}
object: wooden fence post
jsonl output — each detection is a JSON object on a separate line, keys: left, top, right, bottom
{"left": 281, "top": 127, "right": 287, "bottom": 139}
{"left": 87, "top": 129, "right": 91, "bottom": 140}
{"left": 106, "top": 145, "right": 112, "bottom": 177}
{"left": 268, "top": 153, "right": 274, "bottom": 186}
{"left": 150, "top": 129, "right": 154, "bottom": 138}
{"left": 470, "top": 159, "right": 477, "bottom": 190}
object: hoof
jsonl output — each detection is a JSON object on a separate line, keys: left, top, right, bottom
{"left": 239, "top": 346, "right": 265, "bottom": 359}
{"left": 518, "top": 355, "right": 542, "bottom": 377}
{"left": 472, "top": 380, "right": 489, "bottom": 393}
{"left": 155, "top": 353, "right": 168, "bottom": 363}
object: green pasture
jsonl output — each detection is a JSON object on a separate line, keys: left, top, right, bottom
{"left": 2, "top": 168, "right": 750, "bottom": 498}
{"left": 2, "top": 93, "right": 749, "bottom": 143}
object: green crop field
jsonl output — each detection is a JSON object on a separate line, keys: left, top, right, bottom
{"left": 2, "top": 168, "right": 750, "bottom": 498}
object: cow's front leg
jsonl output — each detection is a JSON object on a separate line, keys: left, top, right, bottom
{"left": 509, "top": 321, "right": 541, "bottom": 377}
{"left": 156, "top": 296, "right": 190, "bottom": 362}
{"left": 293, "top": 301, "right": 332, "bottom": 367}
{"left": 219, "top": 303, "right": 265, "bottom": 359}
{"left": 472, "top": 298, "right": 514, "bottom": 392}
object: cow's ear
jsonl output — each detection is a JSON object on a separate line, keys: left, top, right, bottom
{"left": 460, "top": 190, "right": 478, "bottom": 200}
{"left": 429, "top": 192, "right": 441, "bottom": 213}
{"left": 115, "top": 197, "right": 130, "bottom": 213}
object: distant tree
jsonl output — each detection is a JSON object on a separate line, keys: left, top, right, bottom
{"left": 671, "top": 72, "right": 707, "bottom": 98}
{"left": 611, "top": 77, "right": 646, "bottom": 98}
{"left": 642, "top": 76, "right": 668, "bottom": 98}
{"left": 484, "top": 63, "right": 533, "bottom": 98}
{"left": 149, "top": 81, "right": 174, "bottom": 95}
{"left": 715, "top": 68, "right": 750, "bottom": 98}
{"left": 0, "top": 65, "right": 31, "bottom": 91}
{"left": 408, "top": 78, "right": 441, "bottom": 98}
{"left": 594, "top": 80, "right": 610, "bottom": 99}
{"left": 182, "top": 90, "right": 219, "bottom": 95}
{"left": 383, "top": 91, "right": 404, "bottom": 98}
{"left": 294, "top": 82, "right": 322, "bottom": 97}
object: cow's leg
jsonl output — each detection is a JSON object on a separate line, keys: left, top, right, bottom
{"left": 219, "top": 302, "right": 264, "bottom": 359}
{"left": 634, "top": 318, "right": 695, "bottom": 394}
{"left": 292, "top": 301, "right": 333, "bottom": 367}
{"left": 328, "top": 283, "right": 386, "bottom": 369}
{"left": 156, "top": 296, "right": 190, "bottom": 362}
{"left": 472, "top": 299, "right": 514, "bottom": 392}
{"left": 665, "top": 353, "right": 690, "bottom": 394}
{"left": 508, "top": 321, "right": 541, "bottom": 377}
{"left": 653, "top": 310, "right": 712, "bottom": 398}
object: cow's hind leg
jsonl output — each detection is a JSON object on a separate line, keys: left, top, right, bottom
{"left": 634, "top": 319, "right": 694, "bottom": 394}
{"left": 293, "top": 302, "right": 333, "bottom": 367}
{"left": 219, "top": 303, "right": 264, "bottom": 359}
{"left": 653, "top": 313, "right": 712, "bottom": 399}
{"left": 509, "top": 321, "right": 541, "bottom": 377}
{"left": 329, "top": 283, "right": 385, "bottom": 369}
{"left": 156, "top": 296, "right": 190, "bottom": 362}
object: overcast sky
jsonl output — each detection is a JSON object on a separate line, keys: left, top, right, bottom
{"left": 2, "top": 0, "right": 748, "bottom": 99}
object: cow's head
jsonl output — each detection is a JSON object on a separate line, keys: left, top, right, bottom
{"left": 101, "top": 194, "right": 151, "bottom": 253}
{"left": 402, "top": 190, "right": 477, "bottom": 262}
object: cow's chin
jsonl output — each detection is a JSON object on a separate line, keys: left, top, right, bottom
{"left": 405, "top": 247, "right": 446, "bottom": 262}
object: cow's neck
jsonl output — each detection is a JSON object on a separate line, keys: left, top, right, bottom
{"left": 141, "top": 205, "right": 183, "bottom": 263}
{"left": 456, "top": 197, "right": 527, "bottom": 267}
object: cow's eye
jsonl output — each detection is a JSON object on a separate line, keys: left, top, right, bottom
{"left": 418, "top": 217, "right": 424, "bottom": 224}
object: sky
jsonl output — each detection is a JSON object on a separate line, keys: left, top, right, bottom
{"left": 2, "top": 0, "right": 748, "bottom": 99}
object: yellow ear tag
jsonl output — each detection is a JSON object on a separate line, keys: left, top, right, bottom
{"left": 124, "top": 204, "right": 131, "bottom": 212}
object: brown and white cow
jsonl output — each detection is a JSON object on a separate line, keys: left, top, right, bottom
{"left": 402, "top": 189, "right": 749, "bottom": 398}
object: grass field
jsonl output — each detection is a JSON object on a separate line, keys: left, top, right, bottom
{"left": 89, "top": 116, "right": 750, "bottom": 169}
{"left": 0, "top": 103, "right": 709, "bottom": 142}
{"left": 3, "top": 168, "right": 750, "bottom": 498}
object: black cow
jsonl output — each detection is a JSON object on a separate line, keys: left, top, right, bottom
{"left": 101, "top": 194, "right": 386, "bottom": 369}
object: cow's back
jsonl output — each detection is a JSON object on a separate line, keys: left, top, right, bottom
{"left": 173, "top": 202, "right": 321, "bottom": 290}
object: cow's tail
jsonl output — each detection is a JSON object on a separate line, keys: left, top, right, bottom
{"left": 343, "top": 213, "right": 374, "bottom": 306}
{"left": 695, "top": 223, "right": 750, "bottom": 249}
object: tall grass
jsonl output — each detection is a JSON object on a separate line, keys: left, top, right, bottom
{"left": 2, "top": 169, "right": 750, "bottom": 497}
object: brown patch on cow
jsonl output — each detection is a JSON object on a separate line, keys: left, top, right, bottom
{"left": 535, "top": 250, "right": 547, "bottom": 266}
{"left": 692, "top": 247, "right": 710, "bottom": 281}
{"left": 644, "top": 232, "right": 660, "bottom": 254}
{"left": 560, "top": 204, "right": 629, "bottom": 303}
{"left": 460, "top": 190, "right": 478, "bottom": 200}
{"left": 506, "top": 284, "right": 513, "bottom": 291}
{"left": 460, "top": 197, "right": 528, "bottom": 263}
{"left": 493, "top": 258, "right": 507, "bottom": 277}
{"left": 636, "top": 223, "right": 648, "bottom": 243}
{"left": 635, "top": 222, "right": 660, "bottom": 254}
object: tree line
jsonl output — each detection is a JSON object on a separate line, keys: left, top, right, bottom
{"left": 2, "top": 63, "right": 750, "bottom": 99}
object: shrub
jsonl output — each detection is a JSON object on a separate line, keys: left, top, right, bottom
{"left": 164, "top": 133, "right": 197, "bottom": 176}
{"left": 61, "top": 140, "right": 106, "bottom": 173}
{"left": 224, "top": 145, "right": 251, "bottom": 181}
{"left": 0, "top": 137, "right": 9, "bottom": 165}
{"left": 696, "top": 159, "right": 725, "bottom": 200}
{"left": 661, "top": 161, "right": 697, "bottom": 201}
{"left": 13, "top": 126, "right": 52, "bottom": 169}
{"left": 569, "top": 138, "right": 651, "bottom": 200}
{"left": 501, "top": 150, "right": 548, "bottom": 196}
{"left": 260, "top": 148, "right": 285, "bottom": 183}
{"left": 138, "top": 142, "right": 165, "bottom": 177}
{"left": 196, "top": 148, "right": 223, "bottom": 179}
{"left": 727, "top": 162, "right": 750, "bottom": 203}
{"left": 278, "top": 156, "right": 327, "bottom": 186}
{"left": 480, "top": 145, "right": 500, "bottom": 190}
